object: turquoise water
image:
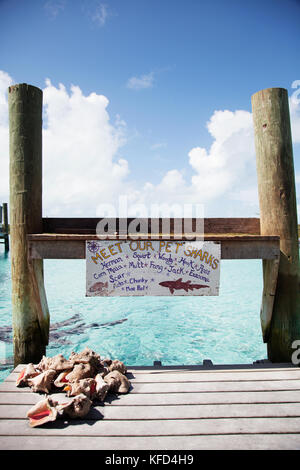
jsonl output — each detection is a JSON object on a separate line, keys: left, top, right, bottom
{"left": 0, "top": 246, "right": 267, "bottom": 382}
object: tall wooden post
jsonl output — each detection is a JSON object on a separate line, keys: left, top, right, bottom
{"left": 252, "top": 87, "right": 300, "bottom": 362}
{"left": 9, "top": 83, "right": 49, "bottom": 366}
{"left": 3, "top": 203, "right": 9, "bottom": 252}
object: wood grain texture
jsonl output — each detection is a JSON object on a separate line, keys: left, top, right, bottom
{"left": 2, "top": 365, "right": 300, "bottom": 449}
{"left": 3, "top": 378, "right": 300, "bottom": 393}
{"left": 1, "top": 402, "right": 300, "bottom": 420}
{"left": 252, "top": 87, "right": 300, "bottom": 361}
{"left": 260, "top": 258, "right": 280, "bottom": 342}
{"left": 43, "top": 217, "right": 261, "bottom": 235}
{"left": 8, "top": 83, "right": 49, "bottom": 366}
{"left": 2, "top": 416, "right": 300, "bottom": 436}
{"left": 27, "top": 236, "right": 280, "bottom": 260}
{"left": 1, "top": 434, "right": 300, "bottom": 450}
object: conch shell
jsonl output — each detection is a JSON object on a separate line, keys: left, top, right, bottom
{"left": 101, "top": 358, "right": 112, "bottom": 367}
{"left": 54, "top": 371, "right": 71, "bottom": 388}
{"left": 27, "top": 369, "right": 57, "bottom": 394}
{"left": 94, "top": 374, "right": 109, "bottom": 401}
{"left": 27, "top": 397, "right": 59, "bottom": 427}
{"left": 57, "top": 393, "right": 92, "bottom": 419}
{"left": 18, "top": 349, "right": 130, "bottom": 428}
{"left": 37, "top": 353, "right": 73, "bottom": 372}
{"left": 65, "top": 363, "right": 95, "bottom": 382}
{"left": 16, "top": 363, "right": 40, "bottom": 387}
{"left": 104, "top": 370, "right": 130, "bottom": 394}
{"left": 63, "top": 375, "right": 109, "bottom": 402}
{"left": 108, "top": 359, "right": 127, "bottom": 375}
{"left": 63, "top": 378, "right": 96, "bottom": 398}
{"left": 63, "top": 374, "right": 109, "bottom": 401}
{"left": 69, "top": 347, "right": 102, "bottom": 370}
{"left": 26, "top": 394, "right": 92, "bottom": 426}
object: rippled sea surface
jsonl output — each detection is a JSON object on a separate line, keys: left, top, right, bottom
{"left": 0, "top": 246, "right": 266, "bottom": 382}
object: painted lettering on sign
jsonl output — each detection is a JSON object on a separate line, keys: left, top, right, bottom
{"left": 86, "top": 240, "right": 220, "bottom": 297}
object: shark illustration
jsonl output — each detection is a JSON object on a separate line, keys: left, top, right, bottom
{"left": 159, "top": 278, "right": 209, "bottom": 294}
{"left": 89, "top": 281, "right": 109, "bottom": 294}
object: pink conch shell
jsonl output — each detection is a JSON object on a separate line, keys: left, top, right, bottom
{"left": 37, "top": 354, "right": 73, "bottom": 372}
{"left": 108, "top": 359, "right": 127, "bottom": 375}
{"left": 27, "top": 369, "right": 57, "bottom": 394}
{"left": 54, "top": 370, "right": 71, "bottom": 388}
{"left": 63, "top": 375, "right": 109, "bottom": 401}
{"left": 65, "top": 363, "right": 95, "bottom": 382}
{"left": 101, "top": 358, "right": 112, "bottom": 367}
{"left": 94, "top": 373, "right": 109, "bottom": 401}
{"left": 97, "top": 367, "right": 109, "bottom": 378}
{"left": 18, "top": 350, "right": 131, "bottom": 429}
{"left": 69, "top": 347, "right": 102, "bottom": 370}
{"left": 26, "top": 397, "right": 58, "bottom": 427}
{"left": 57, "top": 393, "right": 92, "bottom": 419}
{"left": 16, "top": 363, "right": 40, "bottom": 387}
{"left": 104, "top": 370, "right": 131, "bottom": 394}
{"left": 63, "top": 378, "right": 96, "bottom": 398}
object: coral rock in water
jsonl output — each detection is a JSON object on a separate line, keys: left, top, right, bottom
{"left": 104, "top": 370, "right": 131, "bottom": 394}
{"left": 37, "top": 353, "right": 73, "bottom": 372}
{"left": 27, "top": 397, "right": 59, "bottom": 427}
{"left": 16, "top": 363, "right": 40, "bottom": 387}
{"left": 27, "top": 369, "right": 57, "bottom": 394}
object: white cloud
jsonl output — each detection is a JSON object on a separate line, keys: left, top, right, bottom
{"left": 0, "top": 73, "right": 129, "bottom": 216}
{"left": 188, "top": 109, "right": 256, "bottom": 203}
{"left": 0, "top": 70, "right": 13, "bottom": 126}
{"left": 44, "top": 0, "right": 66, "bottom": 18}
{"left": 1, "top": 72, "right": 300, "bottom": 220}
{"left": 124, "top": 109, "right": 258, "bottom": 217}
{"left": 126, "top": 73, "right": 154, "bottom": 90}
{"left": 42, "top": 79, "right": 128, "bottom": 215}
{"left": 91, "top": 2, "right": 109, "bottom": 26}
{"left": 290, "top": 81, "right": 300, "bottom": 143}
{"left": 0, "top": 71, "right": 14, "bottom": 204}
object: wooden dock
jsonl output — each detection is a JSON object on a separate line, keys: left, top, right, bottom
{"left": 1, "top": 363, "right": 300, "bottom": 450}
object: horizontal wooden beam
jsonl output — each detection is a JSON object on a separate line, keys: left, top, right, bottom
{"left": 42, "top": 217, "right": 261, "bottom": 235}
{"left": 29, "top": 233, "right": 278, "bottom": 241}
{"left": 28, "top": 235, "right": 280, "bottom": 260}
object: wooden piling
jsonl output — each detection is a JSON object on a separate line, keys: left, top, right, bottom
{"left": 252, "top": 87, "right": 300, "bottom": 362}
{"left": 2, "top": 203, "right": 9, "bottom": 251}
{"left": 8, "top": 84, "right": 49, "bottom": 366}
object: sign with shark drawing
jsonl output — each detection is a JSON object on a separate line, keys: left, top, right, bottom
{"left": 86, "top": 240, "right": 220, "bottom": 297}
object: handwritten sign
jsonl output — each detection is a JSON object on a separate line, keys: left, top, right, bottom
{"left": 86, "top": 240, "right": 220, "bottom": 297}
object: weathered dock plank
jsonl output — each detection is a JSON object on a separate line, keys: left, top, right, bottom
{"left": 1, "top": 434, "right": 300, "bottom": 450}
{"left": 2, "top": 390, "right": 300, "bottom": 405}
{"left": 1, "top": 402, "right": 300, "bottom": 420}
{"left": 28, "top": 234, "right": 280, "bottom": 260}
{"left": 1, "top": 364, "right": 300, "bottom": 450}
{"left": 2, "top": 416, "right": 300, "bottom": 436}
{"left": 3, "top": 378, "right": 300, "bottom": 393}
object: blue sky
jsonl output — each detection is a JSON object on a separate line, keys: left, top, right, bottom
{"left": 0, "top": 0, "right": 300, "bottom": 217}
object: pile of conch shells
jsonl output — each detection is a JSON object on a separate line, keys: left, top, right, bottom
{"left": 16, "top": 347, "right": 131, "bottom": 427}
